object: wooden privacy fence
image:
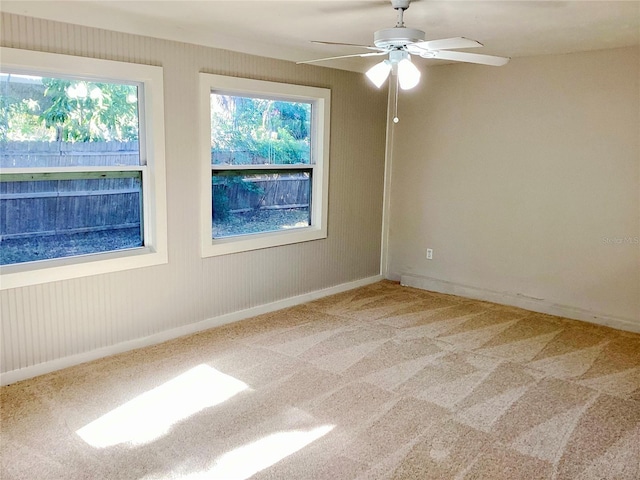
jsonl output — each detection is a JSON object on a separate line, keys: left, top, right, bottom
{"left": 0, "top": 177, "right": 142, "bottom": 239}
{"left": 214, "top": 175, "right": 310, "bottom": 213}
{"left": 0, "top": 141, "right": 140, "bottom": 168}
{"left": 1, "top": 141, "right": 141, "bottom": 239}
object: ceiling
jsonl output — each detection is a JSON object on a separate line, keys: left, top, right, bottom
{"left": 2, "top": 1, "right": 639, "bottom": 72}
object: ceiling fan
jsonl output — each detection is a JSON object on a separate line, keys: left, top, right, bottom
{"left": 297, "top": 0, "right": 510, "bottom": 91}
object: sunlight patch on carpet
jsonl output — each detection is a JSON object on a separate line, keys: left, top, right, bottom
{"left": 76, "top": 364, "right": 249, "bottom": 448}
{"left": 180, "top": 425, "right": 334, "bottom": 480}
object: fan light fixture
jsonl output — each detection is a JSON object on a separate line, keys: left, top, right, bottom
{"left": 366, "top": 50, "right": 420, "bottom": 90}
{"left": 365, "top": 60, "right": 392, "bottom": 88}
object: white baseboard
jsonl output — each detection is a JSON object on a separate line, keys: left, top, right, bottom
{"left": 401, "top": 273, "right": 640, "bottom": 334}
{"left": 1, "top": 274, "right": 383, "bottom": 386}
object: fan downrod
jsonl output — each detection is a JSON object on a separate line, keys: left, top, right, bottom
{"left": 392, "top": 0, "right": 411, "bottom": 27}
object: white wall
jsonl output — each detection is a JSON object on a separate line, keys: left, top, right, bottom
{"left": 0, "top": 13, "right": 388, "bottom": 382}
{"left": 388, "top": 47, "right": 640, "bottom": 330}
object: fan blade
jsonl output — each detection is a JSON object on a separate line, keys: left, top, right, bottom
{"left": 319, "top": 0, "right": 408, "bottom": 13}
{"left": 297, "top": 51, "right": 387, "bottom": 65}
{"left": 311, "top": 40, "right": 385, "bottom": 52}
{"left": 409, "top": 37, "right": 483, "bottom": 52}
{"left": 429, "top": 50, "right": 510, "bottom": 66}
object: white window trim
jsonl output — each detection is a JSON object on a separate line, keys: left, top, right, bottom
{"left": 199, "top": 74, "right": 330, "bottom": 257}
{"left": 0, "top": 48, "right": 168, "bottom": 290}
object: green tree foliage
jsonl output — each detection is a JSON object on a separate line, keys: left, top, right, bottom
{"left": 41, "top": 79, "right": 138, "bottom": 142}
{"left": 0, "top": 96, "right": 49, "bottom": 141}
{"left": 0, "top": 76, "right": 51, "bottom": 142}
{"left": 0, "top": 75, "right": 138, "bottom": 142}
{"left": 211, "top": 95, "right": 311, "bottom": 165}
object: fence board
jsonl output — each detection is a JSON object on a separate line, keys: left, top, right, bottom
{"left": 0, "top": 141, "right": 140, "bottom": 168}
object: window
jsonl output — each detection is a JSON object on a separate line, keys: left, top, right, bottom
{"left": 200, "top": 74, "right": 330, "bottom": 257}
{"left": 0, "top": 48, "right": 167, "bottom": 289}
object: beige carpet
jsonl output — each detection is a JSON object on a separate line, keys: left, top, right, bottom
{"left": 2, "top": 281, "right": 640, "bottom": 480}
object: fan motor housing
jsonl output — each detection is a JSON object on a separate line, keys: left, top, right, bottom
{"left": 374, "top": 27, "right": 425, "bottom": 48}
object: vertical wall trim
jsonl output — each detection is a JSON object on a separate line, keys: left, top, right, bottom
{"left": 380, "top": 81, "right": 396, "bottom": 277}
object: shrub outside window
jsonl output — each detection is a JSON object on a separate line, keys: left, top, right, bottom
{"left": 200, "top": 74, "right": 330, "bottom": 257}
{"left": 0, "top": 48, "right": 167, "bottom": 289}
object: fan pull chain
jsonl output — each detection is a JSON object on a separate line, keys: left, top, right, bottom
{"left": 393, "top": 74, "right": 400, "bottom": 123}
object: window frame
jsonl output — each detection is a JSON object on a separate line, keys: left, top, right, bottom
{"left": 199, "top": 74, "right": 330, "bottom": 257}
{"left": 0, "top": 48, "right": 168, "bottom": 290}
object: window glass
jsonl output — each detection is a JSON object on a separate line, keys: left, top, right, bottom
{"left": 0, "top": 73, "right": 145, "bottom": 266}
{"left": 1, "top": 74, "right": 139, "bottom": 161}
{"left": 210, "top": 94, "right": 311, "bottom": 166}
{"left": 212, "top": 171, "right": 311, "bottom": 238}
{"left": 0, "top": 173, "right": 143, "bottom": 265}
{"left": 209, "top": 94, "right": 315, "bottom": 240}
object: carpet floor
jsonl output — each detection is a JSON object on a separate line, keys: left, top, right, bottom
{"left": 2, "top": 280, "right": 639, "bottom": 479}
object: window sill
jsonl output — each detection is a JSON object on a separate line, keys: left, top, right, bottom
{"left": 0, "top": 246, "right": 168, "bottom": 290}
{"left": 202, "top": 225, "right": 327, "bottom": 257}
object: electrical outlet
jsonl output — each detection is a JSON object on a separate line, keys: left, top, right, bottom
{"left": 426, "top": 248, "right": 433, "bottom": 260}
